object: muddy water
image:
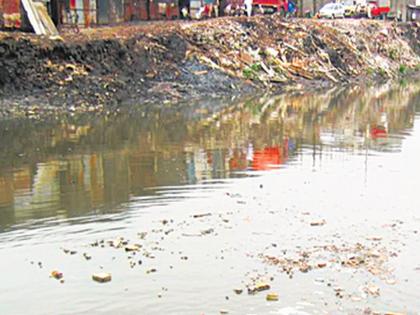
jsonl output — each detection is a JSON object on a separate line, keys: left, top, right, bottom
{"left": 0, "top": 82, "right": 420, "bottom": 314}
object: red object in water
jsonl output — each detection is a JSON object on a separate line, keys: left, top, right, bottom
{"left": 370, "top": 126, "right": 387, "bottom": 138}
{"left": 228, "top": 150, "right": 248, "bottom": 171}
{"left": 251, "top": 146, "right": 282, "bottom": 171}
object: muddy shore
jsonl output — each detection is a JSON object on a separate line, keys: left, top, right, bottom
{"left": 0, "top": 17, "right": 419, "bottom": 118}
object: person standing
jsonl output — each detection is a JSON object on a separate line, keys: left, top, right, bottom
{"left": 214, "top": 0, "right": 220, "bottom": 16}
{"left": 180, "top": 0, "right": 191, "bottom": 18}
{"left": 244, "top": 0, "right": 252, "bottom": 16}
{"left": 204, "top": 0, "right": 214, "bottom": 17}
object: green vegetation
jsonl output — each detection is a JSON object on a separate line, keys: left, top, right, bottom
{"left": 243, "top": 63, "right": 262, "bottom": 80}
{"left": 399, "top": 64, "right": 407, "bottom": 74}
{"left": 389, "top": 48, "right": 399, "bottom": 61}
{"left": 366, "top": 67, "right": 374, "bottom": 76}
{"left": 378, "top": 68, "right": 387, "bottom": 77}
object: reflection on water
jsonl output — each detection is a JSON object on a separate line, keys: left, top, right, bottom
{"left": 1, "top": 81, "right": 420, "bottom": 229}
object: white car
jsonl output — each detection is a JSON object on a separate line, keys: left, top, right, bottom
{"left": 318, "top": 3, "right": 345, "bottom": 18}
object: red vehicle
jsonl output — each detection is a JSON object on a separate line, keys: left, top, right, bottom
{"left": 368, "top": 0, "right": 390, "bottom": 18}
{"left": 252, "top": 0, "right": 288, "bottom": 14}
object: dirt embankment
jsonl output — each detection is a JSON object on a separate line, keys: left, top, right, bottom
{"left": 0, "top": 17, "right": 419, "bottom": 117}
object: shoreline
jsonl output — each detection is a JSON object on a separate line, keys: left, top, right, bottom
{"left": 0, "top": 16, "right": 419, "bottom": 119}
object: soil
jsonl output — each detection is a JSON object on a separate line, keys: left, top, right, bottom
{"left": 0, "top": 17, "right": 419, "bottom": 119}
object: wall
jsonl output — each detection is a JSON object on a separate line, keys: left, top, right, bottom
{"left": 124, "top": 0, "right": 149, "bottom": 20}
{"left": 60, "top": 0, "right": 97, "bottom": 27}
{"left": 97, "top": 0, "right": 124, "bottom": 24}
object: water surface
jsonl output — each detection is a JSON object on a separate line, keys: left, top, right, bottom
{"left": 0, "top": 82, "right": 419, "bottom": 314}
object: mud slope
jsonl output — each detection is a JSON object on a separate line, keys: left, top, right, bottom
{"left": 0, "top": 17, "right": 419, "bottom": 114}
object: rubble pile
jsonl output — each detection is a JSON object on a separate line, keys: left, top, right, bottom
{"left": 0, "top": 17, "right": 419, "bottom": 113}
{"left": 181, "top": 17, "right": 420, "bottom": 84}
{"left": 400, "top": 21, "right": 420, "bottom": 55}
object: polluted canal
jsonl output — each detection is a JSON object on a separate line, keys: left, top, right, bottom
{"left": 0, "top": 81, "right": 420, "bottom": 315}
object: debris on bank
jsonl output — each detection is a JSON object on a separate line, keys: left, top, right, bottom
{"left": 0, "top": 17, "right": 419, "bottom": 116}
{"left": 181, "top": 18, "right": 420, "bottom": 84}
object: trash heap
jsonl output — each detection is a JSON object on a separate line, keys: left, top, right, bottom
{"left": 0, "top": 16, "right": 419, "bottom": 111}
{"left": 180, "top": 17, "right": 420, "bottom": 85}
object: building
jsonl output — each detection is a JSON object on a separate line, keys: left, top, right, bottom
{"left": 0, "top": 0, "right": 179, "bottom": 30}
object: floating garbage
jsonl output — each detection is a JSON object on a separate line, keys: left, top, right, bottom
{"left": 248, "top": 282, "right": 270, "bottom": 294}
{"left": 266, "top": 292, "right": 279, "bottom": 301}
{"left": 50, "top": 270, "right": 63, "bottom": 280}
{"left": 92, "top": 272, "right": 112, "bottom": 283}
